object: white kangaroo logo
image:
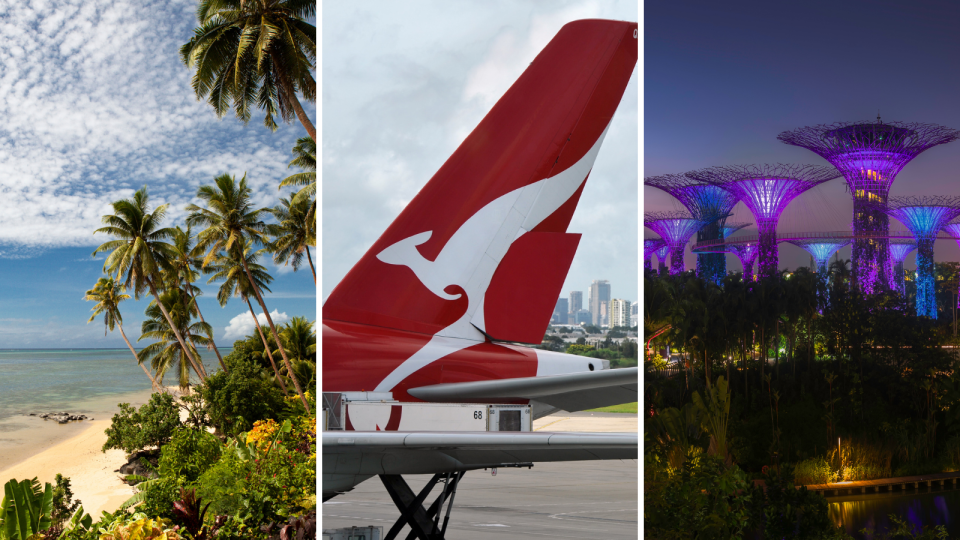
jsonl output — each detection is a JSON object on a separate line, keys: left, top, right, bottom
{"left": 373, "top": 125, "right": 610, "bottom": 392}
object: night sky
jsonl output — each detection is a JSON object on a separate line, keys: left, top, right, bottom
{"left": 644, "top": 0, "right": 960, "bottom": 272}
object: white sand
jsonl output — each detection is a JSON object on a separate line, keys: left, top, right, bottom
{"left": 0, "top": 387, "right": 187, "bottom": 517}
{"left": 0, "top": 419, "right": 133, "bottom": 517}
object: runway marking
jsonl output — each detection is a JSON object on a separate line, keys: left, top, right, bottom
{"left": 548, "top": 508, "right": 638, "bottom": 523}
{"left": 533, "top": 418, "right": 567, "bottom": 431}
{"left": 472, "top": 524, "right": 510, "bottom": 527}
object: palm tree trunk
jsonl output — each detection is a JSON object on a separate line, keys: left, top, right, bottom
{"left": 240, "top": 257, "right": 310, "bottom": 412}
{"left": 185, "top": 286, "right": 228, "bottom": 373}
{"left": 246, "top": 295, "right": 289, "bottom": 394}
{"left": 118, "top": 323, "right": 163, "bottom": 394}
{"left": 305, "top": 246, "right": 316, "bottom": 284}
{"left": 149, "top": 280, "right": 208, "bottom": 382}
{"left": 272, "top": 51, "right": 316, "bottom": 143}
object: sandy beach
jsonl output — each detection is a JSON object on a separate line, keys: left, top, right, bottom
{"left": 0, "top": 388, "right": 161, "bottom": 517}
{"left": 0, "top": 419, "right": 135, "bottom": 517}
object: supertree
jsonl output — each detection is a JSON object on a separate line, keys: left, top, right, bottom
{"left": 784, "top": 239, "right": 851, "bottom": 287}
{"left": 688, "top": 164, "right": 840, "bottom": 279}
{"left": 941, "top": 222, "right": 960, "bottom": 308}
{"left": 645, "top": 211, "right": 716, "bottom": 275}
{"left": 644, "top": 238, "right": 666, "bottom": 272}
{"left": 778, "top": 120, "right": 960, "bottom": 293}
{"left": 868, "top": 196, "right": 960, "bottom": 319}
{"left": 645, "top": 174, "right": 740, "bottom": 284}
{"left": 721, "top": 222, "right": 751, "bottom": 239}
{"left": 888, "top": 239, "right": 917, "bottom": 297}
{"left": 655, "top": 244, "right": 670, "bottom": 276}
{"left": 727, "top": 242, "right": 760, "bottom": 282}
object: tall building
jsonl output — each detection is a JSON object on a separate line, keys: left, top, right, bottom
{"left": 589, "top": 280, "right": 610, "bottom": 326}
{"left": 609, "top": 299, "right": 630, "bottom": 329}
{"left": 554, "top": 298, "right": 569, "bottom": 324}
{"left": 569, "top": 291, "right": 582, "bottom": 314}
{"left": 575, "top": 310, "right": 592, "bottom": 325}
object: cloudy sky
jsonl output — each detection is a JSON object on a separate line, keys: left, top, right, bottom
{"left": 646, "top": 0, "right": 960, "bottom": 272}
{"left": 321, "top": 0, "right": 639, "bottom": 307}
{"left": 0, "top": 0, "right": 316, "bottom": 348}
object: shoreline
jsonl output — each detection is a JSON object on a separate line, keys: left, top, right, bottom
{"left": 0, "top": 418, "right": 134, "bottom": 517}
{"left": 0, "top": 386, "right": 180, "bottom": 517}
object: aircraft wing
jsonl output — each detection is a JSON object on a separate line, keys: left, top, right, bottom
{"left": 322, "top": 430, "right": 637, "bottom": 500}
{"left": 407, "top": 366, "right": 639, "bottom": 414}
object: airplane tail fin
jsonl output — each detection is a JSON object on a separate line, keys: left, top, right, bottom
{"left": 324, "top": 19, "right": 638, "bottom": 341}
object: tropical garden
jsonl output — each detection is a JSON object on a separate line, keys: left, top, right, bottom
{"left": 644, "top": 261, "right": 960, "bottom": 539}
{"left": 0, "top": 1, "right": 317, "bottom": 538}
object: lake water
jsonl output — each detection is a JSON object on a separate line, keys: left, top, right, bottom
{"left": 0, "top": 348, "right": 225, "bottom": 419}
{"left": 829, "top": 487, "right": 960, "bottom": 538}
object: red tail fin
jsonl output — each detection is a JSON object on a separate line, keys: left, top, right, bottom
{"left": 323, "top": 19, "right": 638, "bottom": 339}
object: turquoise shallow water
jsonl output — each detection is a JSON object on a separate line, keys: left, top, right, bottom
{"left": 0, "top": 348, "right": 226, "bottom": 419}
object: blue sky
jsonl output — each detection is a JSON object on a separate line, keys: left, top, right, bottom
{"left": 0, "top": 0, "right": 316, "bottom": 348}
{"left": 322, "top": 0, "right": 639, "bottom": 306}
{"left": 645, "top": 0, "right": 960, "bottom": 272}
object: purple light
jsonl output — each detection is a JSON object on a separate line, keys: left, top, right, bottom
{"left": 786, "top": 240, "right": 850, "bottom": 286}
{"left": 688, "top": 164, "right": 840, "bottom": 279}
{"left": 645, "top": 175, "right": 740, "bottom": 284}
{"left": 779, "top": 121, "right": 960, "bottom": 294}
{"left": 727, "top": 243, "right": 759, "bottom": 281}
{"left": 888, "top": 240, "right": 917, "bottom": 297}
{"left": 645, "top": 238, "right": 665, "bottom": 271}
{"left": 870, "top": 197, "right": 960, "bottom": 319}
{"left": 942, "top": 223, "right": 960, "bottom": 308}
{"left": 645, "top": 211, "right": 713, "bottom": 275}
{"left": 655, "top": 245, "right": 670, "bottom": 276}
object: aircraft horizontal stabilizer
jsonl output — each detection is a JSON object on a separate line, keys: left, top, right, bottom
{"left": 407, "top": 366, "right": 638, "bottom": 413}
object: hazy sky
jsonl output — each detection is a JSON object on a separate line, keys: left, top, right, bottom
{"left": 322, "top": 0, "right": 639, "bottom": 305}
{"left": 0, "top": 0, "right": 316, "bottom": 347}
{"left": 645, "top": 0, "right": 960, "bottom": 272}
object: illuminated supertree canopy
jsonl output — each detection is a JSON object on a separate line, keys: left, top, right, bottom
{"left": 726, "top": 242, "right": 760, "bottom": 282}
{"left": 645, "top": 211, "right": 715, "bottom": 275}
{"left": 778, "top": 120, "right": 960, "bottom": 294}
{"left": 785, "top": 239, "right": 850, "bottom": 285}
{"left": 688, "top": 164, "right": 840, "bottom": 279}
{"left": 869, "top": 196, "right": 960, "bottom": 319}
{"left": 644, "top": 238, "right": 666, "bottom": 272}
{"left": 941, "top": 223, "right": 960, "bottom": 308}
{"left": 888, "top": 239, "right": 917, "bottom": 297}
{"left": 645, "top": 174, "right": 740, "bottom": 285}
{"left": 655, "top": 244, "right": 670, "bottom": 276}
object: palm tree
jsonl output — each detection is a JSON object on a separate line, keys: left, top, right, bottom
{"left": 187, "top": 173, "right": 309, "bottom": 411}
{"left": 273, "top": 316, "right": 316, "bottom": 391}
{"left": 139, "top": 288, "right": 212, "bottom": 390}
{"left": 268, "top": 195, "right": 315, "bottom": 283}
{"left": 92, "top": 187, "right": 208, "bottom": 382}
{"left": 179, "top": 0, "right": 316, "bottom": 141}
{"left": 84, "top": 277, "right": 163, "bottom": 393}
{"left": 206, "top": 240, "right": 288, "bottom": 393}
{"left": 273, "top": 316, "right": 315, "bottom": 362}
{"left": 169, "top": 226, "right": 228, "bottom": 373}
{"left": 278, "top": 136, "right": 315, "bottom": 224}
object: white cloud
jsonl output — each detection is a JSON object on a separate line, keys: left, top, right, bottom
{"left": 322, "top": 2, "right": 638, "bottom": 303}
{"left": 0, "top": 0, "right": 309, "bottom": 249}
{"left": 223, "top": 309, "right": 290, "bottom": 341}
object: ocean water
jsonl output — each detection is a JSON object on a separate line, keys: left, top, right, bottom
{"left": 0, "top": 348, "right": 226, "bottom": 419}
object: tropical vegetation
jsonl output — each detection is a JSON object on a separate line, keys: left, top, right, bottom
{"left": 36, "top": 1, "right": 321, "bottom": 535}
{"left": 645, "top": 261, "right": 960, "bottom": 538}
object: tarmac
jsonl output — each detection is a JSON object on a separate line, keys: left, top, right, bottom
{"left": 321, "top": 412, "right": 638, "bottom": 539}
